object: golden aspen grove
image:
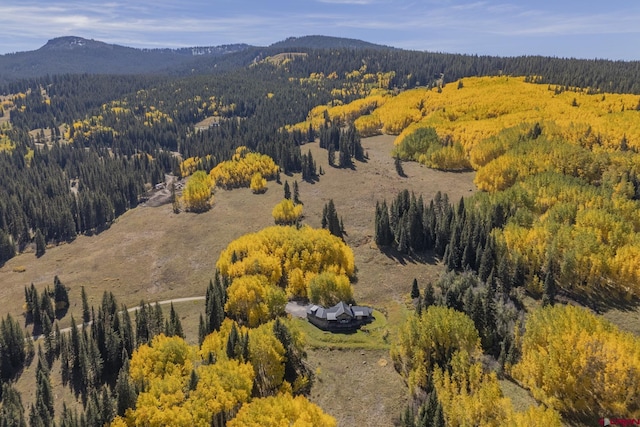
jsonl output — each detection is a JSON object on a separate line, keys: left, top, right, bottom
{"left": 209, "top": 146, "right": 279, "bottom": 189}
{"left": 295, "top": 76, "right": 640, "bottom": 299}
{"left": 291, "top": 72, "right": 640, "bottom": 424}
{"left": 217, "top": 225, "right": 355, "bottom": 313}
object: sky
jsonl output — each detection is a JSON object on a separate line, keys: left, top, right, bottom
{"left": 1, "top": 0, "right": 640, "bottom": 60}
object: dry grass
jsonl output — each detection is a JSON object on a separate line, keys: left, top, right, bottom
{"left": 306, "top": 347, "right": 409, "bottom": 427}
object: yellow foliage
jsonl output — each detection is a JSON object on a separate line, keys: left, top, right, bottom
{"left": 183, "top": 359, "right": 254, "bottom": 420}
{"left": 129, "top": 334, "right": 196, "bottom": 388}
{"left": 293, "top": 76, "right": 640, "bottom": 171}
{"left": 0, "top": 133, "right": 14, "bottom": 152}
{"left": 512, "top": 305, "right": 640, "bottom": 417}
{"left": 209, "top": 146, "right": 278, "bottom": 189}
{"left": 307, "top": 271, "right": 353, "bottom": 306}
{"left": 249, "top": 322, "right": 286, "bottom": 396}
{"left": 250, "top": 172, "right": 267, "bottom": 194}
{"left": 225, "top": 275, "right": 286, "bottom": 327}
{"left": 228, "top": 393, "right": 337, "bottom": 427}
{"left": 434, "top": 350, "right": 562, "bottom": 427}
{"left": 288, "top": 91, "right": 388, "bottom": 134}
{"left": 492, "top": 170, "right": 640, "bottom": 297}
{"left": 180, "top": 156, "right": 202, "bottom": 178}
{"left": 121, "top": 333, "right": 255, "bottom": 427}
{"left": 272, "top": 199, "right": 303, "bottom": 225}
{"left": 390, "top": 306, "right": 480, "bottom": 393}
{"left": 217, "top": 225, "right": 355, "bottom": 303}
{"left": 182, "top": 170, "right": 212, "bottom": 212}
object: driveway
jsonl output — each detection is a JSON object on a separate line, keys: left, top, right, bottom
{"left": 285, "top": 301, "right": 310, "bottom": 318}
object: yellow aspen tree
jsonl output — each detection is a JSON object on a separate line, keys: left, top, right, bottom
{"left": 182, "top": 170, "right": 213, "bottom": 212}
{"left": 272, "top": 199, "right": 303, "bottom": 225}
{"left": 228, "top": 393, "right": 337, "bottom": 427}
{"left": 250, "top": 172, "right": 267, "bottom": 194}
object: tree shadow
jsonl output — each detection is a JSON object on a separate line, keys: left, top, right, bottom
{"left": 560, "top": 287, "right": 640, "bottom": 314}
{"left": 378, "top": 246, "right": 438, "bottom": 266}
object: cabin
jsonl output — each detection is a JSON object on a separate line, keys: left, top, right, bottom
{"left": 306, "top": 301, "right": 373, "bottom": 331}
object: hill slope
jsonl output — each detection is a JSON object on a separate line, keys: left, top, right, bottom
{"left": 269, "top": 35, "right": 391, "bottom": 50}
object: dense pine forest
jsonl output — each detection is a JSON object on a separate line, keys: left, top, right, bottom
{"left": 1, "top": 39, "right": 640, "bottom": 426}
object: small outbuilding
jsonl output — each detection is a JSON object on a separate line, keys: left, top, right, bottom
{"left": 306, "top": 301, "right": 373, "bottom": 331}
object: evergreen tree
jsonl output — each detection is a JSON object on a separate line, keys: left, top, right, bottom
{"left": 397, "top": 221, "right": 409, "bottom": 254}
{"left": 58, "top": 403, "right": 80, "bottom": 427}
{"left": 188, "top": 369, "right": 199, "bottom": 391}
{"left": 205, "top": 276, "right": 225, "bottom": 335}
{"left": 283, "top": 180, "right": 291, "bottom": 200}
{"left": 99, "top": 385, "right": 115, "bottom": 425}
{"left": 0, "top": 314, "right": 26, "bottom": 381}
{"left": 0, "top": 383, "right": 26, "bottom": 427}
{"left": 35, "top": 348, "right": 54, "bottom": 425}
{"left": 477, "top": 241, "right": 494, "bottom": 282}
{"left": 120, "top": 306, "right": 135, "bottom": 358}
{"left": 423, "top": 282, "right": 436, "bottom": 309}
{"left": 165, "top": 303, "right": 184, "bottom": 338}
{"left": 26, "top": 284, "right": 42, "bottom": 327}
{"left": 374, "top": 201, "right": 393, "bottom": 246}
{"left": 542, "top": 257, "right": 557, "bottom": 306}
{"left": 115, "top": 359, "right": 136, "bottom": 417}
{"left": 0, "top": 230, "right": 15, "bottom": 266}
{"left": 40, "top": 291, "right": 54, "bottom": 328}
{"left": 135, "top": 302, "right": 150, "bottom": 346}
{"left": 411, "top": 278, "right": 420, "bottom": 299}
{"left": 322, "top": 199, "right": 342, "bottom": 238}
{"left": 273, "top": 318, "right": 305, "bottom": 386}
{"left": 338, "top": 138, "right": 352, "bottom": 168}
{"left": 81, "top": 286, "right": 90, "bottom": 324}
{"left": 293, "top": 180, "right": 301, "bottom": 205}
{"left": 53, "top": 275, "right": 69, "bottom": 316}
{"left": 395, "top": 155, "right": 406, "bottom": 177}
{"left": 226, "top": 323, "right": 239, "bottom": 360}
{"left": 35, "top": 229, "right": 46, "bottom": 258}
{"left": 198, "top": 314, "right": 207, "bottom": 345}
{"left": 407, "top": 199, "right": 424, "bottom": 251}
{"left": 29, "top": 404, "right": 44, "bottom": 427}
{"left": 327, "top": 144, "right": 335, "bottom": 167}
{"left": 41, "top": 314, "right": 53, "bottom": 361}
{"left": 401, "top": 405, "right": 415, "bottom": 427}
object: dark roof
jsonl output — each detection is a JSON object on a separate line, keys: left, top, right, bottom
{"left": 307, "top": 301, "right": 372, "bottom": 320}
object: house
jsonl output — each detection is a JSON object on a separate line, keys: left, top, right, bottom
{"left": 306, "top": 301, "right": 373, "bottom": 331}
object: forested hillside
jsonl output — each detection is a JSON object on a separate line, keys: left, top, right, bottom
{"left": 1, "top": 40, "right": 640, "bottom": 426}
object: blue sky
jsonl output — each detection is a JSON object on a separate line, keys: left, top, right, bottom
{"left": 1, "top": 0, "right": 639, "bottom": 60}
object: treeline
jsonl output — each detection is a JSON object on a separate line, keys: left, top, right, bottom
{"left": 375, "top": 190, "right": 510, "bottom": 288}
{"left": 0, "top": 139, "right": 166, "bottom": 263}
{"left": 3, "top": 74, "right": 164, "bottom": 130}
{"left": 284, "top": 48, "right": 640, "bottom": 94}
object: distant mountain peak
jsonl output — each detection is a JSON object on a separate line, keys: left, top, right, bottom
{"left": 40, "top": 36, "right": 113, "bottom": 51}
{"left": 269, "top": 35, "right": 391, "bottom": 50}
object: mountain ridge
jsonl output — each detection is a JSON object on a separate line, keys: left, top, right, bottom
{"left": 0, "top": 35, "right": 392, "bottom": 84}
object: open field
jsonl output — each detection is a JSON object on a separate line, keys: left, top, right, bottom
{"left": 306, "top": 347, "right": 408, "bottom": 427}
{"left": 0, "top": 134, "right": 476, "bottom": 328}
